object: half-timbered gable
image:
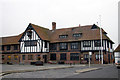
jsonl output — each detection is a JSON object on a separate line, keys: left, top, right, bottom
{"left": 19, "top": 23, "right": 49, "bottom": 53}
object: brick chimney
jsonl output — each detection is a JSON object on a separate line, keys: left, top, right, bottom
{"left": 52, "top": 22, "right": 56, "bottom": 30}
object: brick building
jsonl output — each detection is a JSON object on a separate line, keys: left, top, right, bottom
{"left": 114, "top": 44, "right": 120, "bottom": 63}
{"left": 0, "top": 22, "right": 114, "bottom": 64}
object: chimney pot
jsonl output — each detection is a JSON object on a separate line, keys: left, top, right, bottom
{"left": 52, "top": 22, "right": 56, "bottom": 30}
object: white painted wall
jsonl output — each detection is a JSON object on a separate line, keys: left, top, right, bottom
{"left": 114, "top": 52, "right": 120, "bottom": 63}
{"left": 20, "top": 29, "right": 49, "bottom": 53}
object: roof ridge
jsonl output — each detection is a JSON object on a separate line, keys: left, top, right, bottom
{"left": 50, "top": 25, "right": 93, "bottom": 31}
{"left": 31, "top": 23, "right": 49, "bottom": 30}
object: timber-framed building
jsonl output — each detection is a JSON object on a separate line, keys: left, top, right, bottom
{"left": 0, "top": 22, "right": 114, "bottom": 64}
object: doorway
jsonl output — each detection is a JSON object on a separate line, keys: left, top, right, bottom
{"left": 43, "top": 55, "right": 47, "bottom": 63}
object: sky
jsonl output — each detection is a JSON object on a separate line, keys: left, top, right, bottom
{"left": 0, "top": 0, "right": 119, "bottom": 49}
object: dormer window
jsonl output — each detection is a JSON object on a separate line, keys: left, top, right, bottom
{"left": 59, "top": 35, "right": 68, "bottom": 38}
{"left": 73, "top": 33, "right": 82, "bottom": 37}
{"left": 27, "top": 30, "right": 32, "bottom": 39}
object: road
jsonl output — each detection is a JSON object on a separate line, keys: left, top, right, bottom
{"left": 2, "top": 64, "right": 119, "bottom": 79}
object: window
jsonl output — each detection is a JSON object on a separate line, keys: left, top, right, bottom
{"left": 73, "top": 33, "right": 82, "bottom": 37}
{"left": 24, "top": 40, "right": 37, "bottom": 47}
{"left": 94, "top": 40, "right": 101, "bottom": 47}
{"left": 37, "top": 55, "right": 41, "bottom": 60}
{"left": 50, "top": 43, "right": 57, "bottom": 50}
{"left": 111, "top": 55, "right": 113, "bottom": 59}
{"left": 84, "top": 54, "right": 89, "bottom": 60}
{"left": 60, "top": 53, "right": 66, "bottom": 60}
{"left": 2, "top": 55, "right": 4, "bottom": 60}
{"left": 59, "top": 35, "right": 68, "bottom": 38}
{"left": 14, "top": 55, "right": 18, "bottom": 60}
{"left": 14, "top": 45, "right": 18, "bottom": 50}
{"left": 110, "top": 43, "right": 112, "bottom": 49}
{"left": 60, "top": 43, "right": 68, "bottom": 50}
{"left": 27, "top": 30, "right": 32, "bottom": 39}
{"left": 70, "top": 53, "right": 79, "bottom": 61}
{"left": 71, "top": 42, "right": 79, "bottom": 49}
{"left": 7, "top": 55, "right": 11, "bottom": 60}
{"left": 83, "top": 41, "right": 91, "bottom": 47}
{"left": 107, "top": 41, "right": 109, "bottom": 48}
{"left": 45, "top": 41, "right": 47, "bottom": 48}
{"left": 95, "top": 54, "right": 101, "bottom": 60}
{"left": 7, "top": 45, "right": 11, "bottom": 50}
{"left": 2, "top": 45, "right": 4, "bottom": 51}
{"left": 28, "top": 55, "right": 33, "bottom": 60}
{"left": 22, "top": 55, "right": 25, "bottom": 60}
{"left": 50, "top": 53, "right": 56, "bottom": 60}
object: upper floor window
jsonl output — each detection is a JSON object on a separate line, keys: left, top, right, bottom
{"left": 110, "top": 43, "right": 112, "bottom": 49}
{"left": 44, "top": 41, "right": 47, "bottom": 48}
{"left": 73, "top": 33, "right": 82, "bottom": 37}
{"left": 7, "top": 45, "right": 11, "bottom": 50}
{"left": 59, "top": 35, "right": 68, "bottom": 38}
{"left": 24, "top": 40, "right": 37, "bottom": 47}
{"left": 83, "top": 41, "right": 91, "bottom": 47}
{"left": 14, "top": 45, "right": 18, "bottom": 50}
{"left": 94, "top": 40, "right": 101, "bottom": 47}
{"left": 50, "top": 43, "right": 57, "bottom": 50}
{"left": 71, "top": 42, "right": 79, "bottom": 49}
{"left": 59, "top": 43, "right": 68, "bottom": 50}
{"left": 107, "top": 41, "right": 109, "bottom": 48}
{"left": 27, "top": 30, "right": 32, "bottom": 39}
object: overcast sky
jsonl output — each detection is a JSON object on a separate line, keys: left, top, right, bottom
{"left": 0, "top": 0, "right": 119, "bottom": 49}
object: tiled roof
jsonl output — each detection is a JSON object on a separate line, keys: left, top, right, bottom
{"left": 114, "top": 44, "right": 120, "bottom": 52}
{"left": 0, "top": 33, "right": 23, "bottom": 45}
{"left": 0, "top": 23, "right": 114, "bottom": 45}
{"left": 49, "top": 25, "right": 114, "bottom": 43}
{"left": 31, "top": 24, "right": 50, "bottom": 41}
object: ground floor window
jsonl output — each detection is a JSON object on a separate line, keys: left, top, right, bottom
{"left": 22, "top": 55, "right": 25, "bottom": 60}
{"left": 28, "top": 55, "right": 33, "bottom": 60}
{"left": 95, "top": 54, "right": 101, "bottom": 60}
{"left": 84, "top": 54, "right": 89, "bottom": 60}
{"left": 70, "top": 53, "right": 79, "bottom": 61}
{"left": 50, "top": 53, "right": 56, "bottom": 60}
{"left": 2, "top": 55, "right": 4, "bottom": 60}
{"left": 37, "top": 55, "right": 41, "bottom": 60}
{"left": 14, "top": 55, "right": 18, "bottom": 60}
{"left": 60, "top": 53, "right": 66, "bottom": 60}
{"left": 7, "top": 55, "right": 11, "bottom": 60}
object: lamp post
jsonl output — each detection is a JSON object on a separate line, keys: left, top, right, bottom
{"left": 99, "top": 15, "right": 103, "bottom": 64}
{"left": 100, "top": 27, "right": 103, "bottom": 64}
{"left": 89, "top": 52, "right": 92, "bottom": 68}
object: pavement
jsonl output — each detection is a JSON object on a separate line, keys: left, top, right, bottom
{"left": 0, "top": 64, "right": 86, "bottom": 76}
{"left": 0, "top": 63, "right": 114, "bottom": 78}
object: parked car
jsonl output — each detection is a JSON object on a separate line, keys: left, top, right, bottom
{"left": 48, "top": 61, "right": 57, "bottom": 64}
{"left": 35, "top": 61, "right": 43, "bottom": 66}
{"left": 116, "top": 61, "right": 120, "bottom": 69}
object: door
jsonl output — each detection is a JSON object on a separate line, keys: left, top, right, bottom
{"left": 108, "top": 54, "right": 110, "bottom": 63}
{"left": 43, "top": 55, "right": 47, "bottom": 63}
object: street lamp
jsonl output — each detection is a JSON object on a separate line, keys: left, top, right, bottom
{"left": 89, "top": 52, "right": 92, "bottom": 68}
